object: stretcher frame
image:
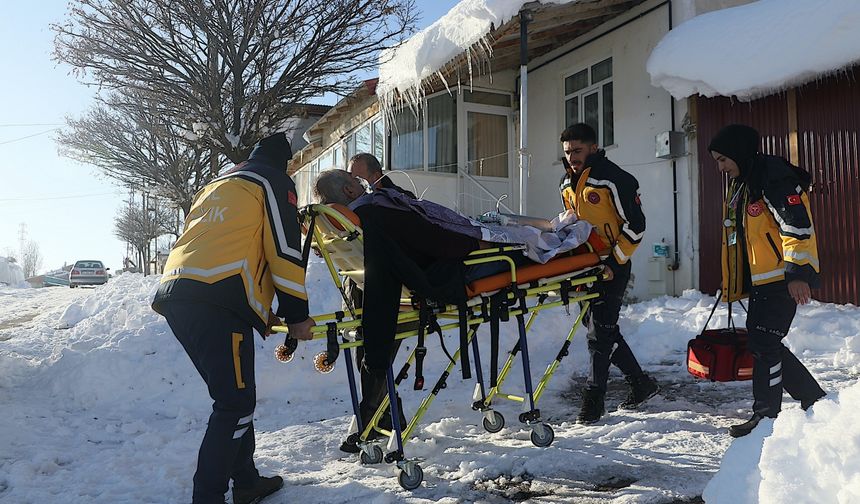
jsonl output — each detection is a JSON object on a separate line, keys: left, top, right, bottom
{"left": 271, "top": 203, "right": 604, "bottom": 489}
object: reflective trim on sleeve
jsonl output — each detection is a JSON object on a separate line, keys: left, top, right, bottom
{"left": 165, "top": 260, "right": 246, "bottom": 279}
{"left": 613, "top": 244, "right": 629, "bottom": 263}
{"left": 762, "top": 195, "right": 814, "bottom": 237}
{"left": 751, "top": 268, "right": 785, "bottom": 283}
{"left": 272, "top": 274, "right": 307, "bottom": 295}
{"left": 784, "top": 250, "right": 820, "bottom": 269}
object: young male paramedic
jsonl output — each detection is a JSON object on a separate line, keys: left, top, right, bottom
{"left": 558, "top": 123, "right": 658, "bottom": 424}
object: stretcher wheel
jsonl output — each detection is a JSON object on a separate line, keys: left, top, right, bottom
{"left": 482, "top": 411, "right": 505, "bottom": 433}
{"left": 274, "top": 344, "right": 294, "bottom": 363}
{"left": 359, "top": 445, "right": 384, "bottom": 465}
{"left": 530, "top": 424, "right": 555, "bottom": 448}
{"left": 398, "top": 464, "right": 424, "bottom": 490}
{"left": 313, "top": 352, "right": 335, "bottom": 373}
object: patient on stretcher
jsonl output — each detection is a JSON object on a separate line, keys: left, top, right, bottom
{"left": 312, "top": 170, "right": 605, "bottom": 370}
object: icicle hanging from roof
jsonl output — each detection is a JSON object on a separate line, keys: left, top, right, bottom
{"left": 377, "top": 0, "right": 578, "bottom": 121}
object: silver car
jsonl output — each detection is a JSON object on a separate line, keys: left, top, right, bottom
{"left": 69, "top": 260, "right": 109, "bottom": 288}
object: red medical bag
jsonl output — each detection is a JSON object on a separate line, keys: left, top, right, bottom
{"left": 687, "top": 328, "right": 753, "bottom": 382}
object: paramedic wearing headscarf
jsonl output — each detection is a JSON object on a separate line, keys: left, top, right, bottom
{"left": 709, "top": 124, "right": 826, "bottom": 438}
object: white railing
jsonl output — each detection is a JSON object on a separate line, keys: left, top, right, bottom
{"left": 456, "top": 165, "right": 514, "bottom": 218}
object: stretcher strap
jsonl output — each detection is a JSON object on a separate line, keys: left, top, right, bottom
{"left": 489, "top": 293, "right": 506, "bottom": 388}
{"left": 414, "top": 307, "right": 428, "bottom": 390}
{"left": 459, "top": 304, "right": 471, "bottom": 380}
{"left": 301, "top": 211, "right": 317, "bottom": 267}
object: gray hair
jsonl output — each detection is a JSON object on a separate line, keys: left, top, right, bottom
{"left": 314, "top": 169, "right": 354, "bottom": 205}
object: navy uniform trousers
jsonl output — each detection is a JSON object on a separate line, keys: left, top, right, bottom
{"left": 585, "top": 260, "right": 646, "bottom": 393}
{"left": 746, "top": 289, "right": 825, "bottom": 417}
{"left": 161, "top": 300, "right": 259, "bottom": 504}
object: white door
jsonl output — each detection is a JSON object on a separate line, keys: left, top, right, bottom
{"left": 458, "top": 103, "right": 514, "bottom": 217}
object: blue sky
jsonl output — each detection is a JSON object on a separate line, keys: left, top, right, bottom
{"left": 0, "top": 0, "right": 458, "bottom": 274}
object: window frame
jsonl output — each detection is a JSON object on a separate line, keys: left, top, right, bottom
{"left": 562, "top": 56, "right": 615, "bottom": 147}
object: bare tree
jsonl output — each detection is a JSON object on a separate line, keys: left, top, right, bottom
{"left": 21, "top": 241, "right": 43, "bottom": 278}
{"left": 57, "top": 92, "right": 224, "bottom": 216}
{"left": 53, "top": 0, "right": 417, "bottom": 162}
{"left": 114, "top": 198, "right": 175, "bottom": 275}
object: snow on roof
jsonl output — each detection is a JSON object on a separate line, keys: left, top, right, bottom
{"left": 647, "top": 0, "right": 860, "bottom": 101}
{"left": 377, "top": 0, "right": 576, "bottom": 110}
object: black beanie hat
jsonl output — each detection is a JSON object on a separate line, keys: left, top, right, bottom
{"left": 249, "top": 132, "right": 293, "bottom": 167}
{"left": 708, "top": 124, "right": 760, "bottom": 169}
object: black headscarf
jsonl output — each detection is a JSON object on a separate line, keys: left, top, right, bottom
{"left": 708, "top": 124, "right": 760, "bottom": 177}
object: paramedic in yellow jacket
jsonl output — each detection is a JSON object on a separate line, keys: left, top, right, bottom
{"left": 152, "top": 132, "right": 314, "bottom": 504}
{"left": 709, "top": 124, "right": 825, "bottom": 438}
{"left": 559, "top": 123, "right": 658, "bottom": 425}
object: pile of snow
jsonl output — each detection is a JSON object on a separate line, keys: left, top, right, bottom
{"left": 0, "top": 257, "right": 25, "bottom": 286}
{"left": 1, "top": 258, "right": 859, "bottom": 502}
{"left": 705, "top": 383, "right": 860, "bottom": 503}
{"left": 647, "top": 0, "right": 860, "bottom": 100}
{"left": 378, "top": 0, "right": 576, "bottom": 109}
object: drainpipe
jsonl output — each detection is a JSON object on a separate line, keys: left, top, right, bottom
{"left": 668, "top": 0, "right": 681, "bottom": 277}
{"left": 518, "top": 8, "right": 532, "bottom": 215}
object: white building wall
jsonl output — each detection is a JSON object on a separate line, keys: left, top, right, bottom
{"left": 525, "top": 1, "right": 694, "bottom": 300}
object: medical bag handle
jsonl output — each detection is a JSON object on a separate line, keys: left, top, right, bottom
{"left": 700, "top": 290, "right": 746, "bottom": 341}
{"left": 701, "top": 290, "right": 738, "bottom": 334}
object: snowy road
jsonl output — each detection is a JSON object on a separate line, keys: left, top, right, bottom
{"left": 1, "top": 265, "right": 858, "bottom": 503}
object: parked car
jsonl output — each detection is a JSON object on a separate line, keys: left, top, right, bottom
{"left": 69, "top": 260, "right": 109, "bottom": 288}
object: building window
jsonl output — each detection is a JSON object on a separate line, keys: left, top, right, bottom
{"left": 564, "top": 57, "right": 614, "bottom": 146}
{"left": 372, "top": 118, "right": 384, "bottom": 164}
{"left": 427, "top": 93, "right": 457, "bottom": 173}
{"left": 391, "top": 108, "right": 424, "bottom": 171}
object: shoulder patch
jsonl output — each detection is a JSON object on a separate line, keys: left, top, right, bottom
{"left": 587, "top": 192, "right": 601, "bottom": 204}
{"left": 288, "top": 190, "right": 297, "bottom": 206}
{"left": 747, "top": 201, "right": 764, "bottom": 217}
{"left": 786, "top": 194, "right": 802, "bottom": 206}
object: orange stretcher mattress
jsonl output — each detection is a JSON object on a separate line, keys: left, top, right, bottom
{"left": 317, "top": 203, "right": 602, "bottom": 299}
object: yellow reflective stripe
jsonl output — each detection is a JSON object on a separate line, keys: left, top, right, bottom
{"left": 232, "top": 333, "right": 246, "bottom": 389}
{"left": 751, "top": 268, "right": 785, "bottom": 282}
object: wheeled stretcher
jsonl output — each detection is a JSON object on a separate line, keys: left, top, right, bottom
{"left": 271, "top": 203, "right": 607, "bottom": 489}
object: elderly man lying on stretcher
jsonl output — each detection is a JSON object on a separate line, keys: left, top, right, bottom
{"left": 312, "top": 170, "right": 608, "bottom": 370}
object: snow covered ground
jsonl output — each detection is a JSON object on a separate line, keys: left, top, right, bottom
{"left": 1, "top": 260, "right": 858, "bottom": 503}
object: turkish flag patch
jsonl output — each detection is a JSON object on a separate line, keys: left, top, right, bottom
{"left": 634, "top": 194, "right": 642, "bottom": 206}
{"left": 288, "top": 190, "right": 297, "bottom": 206}
{"left": 786, "top": 194, "right": 802, "bottom": 206}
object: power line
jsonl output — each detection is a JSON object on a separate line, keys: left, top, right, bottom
{"left": 0, "top": 123, "right": 65, "bottom": 128}
{"left": 0, "top": 128, "right": 61, "bottom": 146}
{"left": 0, "top": 191, "right": 121, "bottom": 202}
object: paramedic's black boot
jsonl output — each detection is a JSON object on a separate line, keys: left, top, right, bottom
{"left": 729, "top": 413, "right": 770, "bottom": 438}
{"left": 801, "top": 391, "right": 826, "bottom": 411}
{"left": 618, "top": 374, "right": 660, "bottom": 410}
{"left": 576, "top": 389, "right": 605, "bottom": 425}
{"left": 232, "top": 475, "right": 283, "bottom": 504}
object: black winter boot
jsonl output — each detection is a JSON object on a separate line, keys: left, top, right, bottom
{"left": 729, "top": 413, "right": 771, "bottom": 438}
{"left": 576, "top": 389, "right": 605, "bottom": 425}
{"left": 801, "top": 391, "right": 826, "bottom": 411}
{"left": 618, "top": 374, "right": 660, "bottom": 410}
{"left": 232, "top": 475, "right": 283, "bottom": 504}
